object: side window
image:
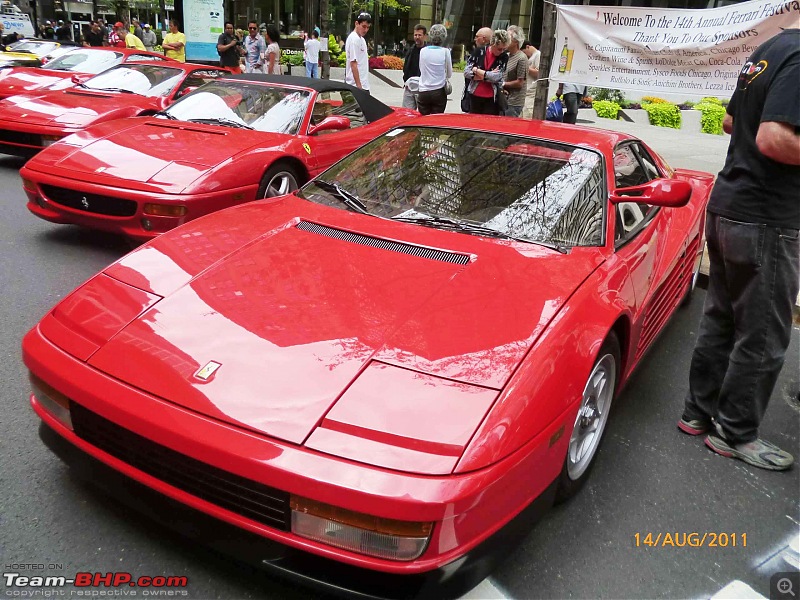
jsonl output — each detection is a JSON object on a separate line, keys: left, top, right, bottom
{"left": 176, "top": 70, "right": 226, "bottom": 94}
{"left": 613, "top": 143, "right": 660, "bottom": 243}
{"left": 129, "top": 54, "right": 167, "bottom": 62}
{"left": 311, "top": 90, "right": 366, "bottom": 133}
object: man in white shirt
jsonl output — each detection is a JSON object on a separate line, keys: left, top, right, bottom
{"left": 522, "top": 41, "right": 541, "bottom": 119}
{"left": 345, "top": 12, "right": 371, "bottom": 92}
{"left": 304, "top": 29, "right": 321, "bottom": 78}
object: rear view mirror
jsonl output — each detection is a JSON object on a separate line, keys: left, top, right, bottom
{"left": 308, "top": 115, "right": 350, "bottom": 136}
{"left": 177, "top": 86, "right": 198, "bottom": 98}
{"left": 610, "top": 179, "right": 692, "bottom": 208}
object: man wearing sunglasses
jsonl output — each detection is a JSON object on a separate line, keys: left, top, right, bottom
{"left": 345, "top": 12, "right": 371, "bottom": 92}
{"left": 244, "top": 21, "right": 267, "bottom": 73}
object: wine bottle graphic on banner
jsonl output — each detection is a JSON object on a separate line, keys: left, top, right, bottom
{"left": 559, "top": 37, "right": 568, "bottom": 72}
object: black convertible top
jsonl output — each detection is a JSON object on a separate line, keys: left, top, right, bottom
{"left": 220, "top": 74, "right": 394, "bottom": 123}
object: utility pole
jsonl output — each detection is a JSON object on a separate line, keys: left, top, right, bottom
{"left": 532, "top": 0, "right": 556, "bottom": 120}
{"left": 320, "top": 0, "right": 329, "bottom": 78}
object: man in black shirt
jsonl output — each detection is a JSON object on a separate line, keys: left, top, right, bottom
{"left": 86, "top": 21, "right": 104, "bottom": 47}
{"left": 679, "top": 23, "right": 800, "bottom": 470}
{"left": 217, "top": 21, "right": 243, "bottom": 73}
{"left": 401, "top": 24, "right": 426, "bottom": 110}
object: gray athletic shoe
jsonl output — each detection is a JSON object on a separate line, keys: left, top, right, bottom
{"left": 705, "top": 431, "right": 794, "bottom": 471}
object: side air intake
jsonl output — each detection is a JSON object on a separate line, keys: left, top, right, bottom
{"left": 296, "top": 221, "right": 471, "bottom": 265}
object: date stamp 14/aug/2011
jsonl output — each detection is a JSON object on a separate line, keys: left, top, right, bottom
{"left": 633, "top": 532, "right": 748, "bottom": 547}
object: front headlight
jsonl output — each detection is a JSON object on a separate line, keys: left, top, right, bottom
{"left": 290, "top": 495, "right": 432, "bottom": 561}
{"left": 30, "top": 372, "right": 72, "bottom": 429}
{"left": 41, "top": 134, "right": 62, "bottom": 147}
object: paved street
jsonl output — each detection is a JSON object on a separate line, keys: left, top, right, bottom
{"left": 1, "top": 88, "right": 798, "bottom": 599}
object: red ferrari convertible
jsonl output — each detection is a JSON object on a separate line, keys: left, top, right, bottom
{"left": 20, "top": 75, "right": 417, "bottom": 240}
{"left": 0, "top": 62, "right": 228, "bottom": 158}
{"left": 0, "top": 47, "right": 175, "bottom": 100}
{"left": 24, "top": 116, "right": 714, "bottom": 599}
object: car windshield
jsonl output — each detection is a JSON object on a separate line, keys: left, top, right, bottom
{"left": 43, "top": 49, "right": 122, "bottom": 73}
{"left": 82, "top": 64, "right": 184, "bottom": 97}
{"left": 298, "top": 127, "right": 606, "bottom": 247}
{"left": 163, "top": 82, "right": 311, "bottom": 135}
{"left": 7, "top": 40, "right": 60, "bottom": 56}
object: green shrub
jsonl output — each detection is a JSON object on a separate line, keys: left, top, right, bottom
{"left": 590, "top": 87, "right": 625, "bottom": 104}
{"left": 593, "top": 100, "right": 621, "bottom": 119}
{"left": 699, "top": 96, "right": 722, "bottom": 105}
{"left": 328, "top": 34, "right": 346, "bottom": 67}
{"left": 643, "top": 102, "right": 681, "bottom": 128}
{"left": 453, "top": 59, "right": 466, "bottom": 72}
{"left": 695, "top": 102, "right": 726, "bottom": 135}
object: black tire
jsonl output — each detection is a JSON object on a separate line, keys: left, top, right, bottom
{"left": 256, "top": 163, "right": 302, "bottom": 199}
{"left": 555, "top": 332, "right": 621, "bottom": 503}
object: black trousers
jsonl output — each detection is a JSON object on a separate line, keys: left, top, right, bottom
{"left": 683, "top": 213, "right": 800, "bottom": 444}
{"left": 468, "top": 94, "right": 499, "bottom": 115}
{"left": 417, "top": 87, "right": 447, "bottom": 115}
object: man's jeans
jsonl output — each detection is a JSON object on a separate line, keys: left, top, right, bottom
{"left": 306, "top": 62, "right": 318, "bottom": 78}
{"left": 684, "top": 213, "right": 800, "bottom": 444}
{"left": 402, "top": 86, "right": 418, "bottom": 110}
{"left": 504, "top": 104, "right": 523, "bottom": 118}
{"left": 563, "top": 92, "right": 580, "bottom": 124}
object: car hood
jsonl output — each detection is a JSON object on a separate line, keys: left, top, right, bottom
{"left": 81, "top": 198, "right": 604, "bottom": 448}
{"left": 0, "top": 69, "right": 70, "bottom": 97}
{"left": 0, "top": 88, "right": 150, "bottom": 127}
{"left": 46, "top": 120, "right": 286, "bottom": 187}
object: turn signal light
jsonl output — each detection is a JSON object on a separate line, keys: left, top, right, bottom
{"left": 29, "top": 372, "right": 72, "bottom": 429}
{"left": 143, "top": 204, "right": 187, "bottom": 217}
{"left": 21, "top": 178, "right": 36, "bottom": 191}
{"left": 290, "top": 495, "right": 432, "bottom": 561}
{"left": 41, "top": 135, "right": 62, "bottom": 147}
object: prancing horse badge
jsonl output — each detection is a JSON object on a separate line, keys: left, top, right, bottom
{"left": 195, "top": 361, "right": 222, "bottom": 381}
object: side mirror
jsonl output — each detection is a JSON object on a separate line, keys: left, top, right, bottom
{"left": 71, "top": 74, "right": 88, "bottom": 84}
{"left": 308, "top": 115, "right": 350, "bottom": 136}
{"left": 610, "top": 178, "right": 692, "bottom": 208}
{"left": 177, "top": 86, "right": 198, "bottom": 98}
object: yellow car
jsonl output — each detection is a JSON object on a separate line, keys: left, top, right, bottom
{"left": 0, "top": 39, "right": 78, "bottom": 68}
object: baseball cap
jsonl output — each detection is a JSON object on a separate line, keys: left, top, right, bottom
{"left": 114, "top": 21, "right": 124, "bottom": 28}
{"left": 45, "top": 20, "right": 51, "bottom": 25}
{"left": 57, "top": 19, "right": 64, "bottom": 24}
{"left": 356, "top": 12, "right": 372, "bottom": 23}
{"left": 143, "top": 23, "right": 150, "bottom": 28}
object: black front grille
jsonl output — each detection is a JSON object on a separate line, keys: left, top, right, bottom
{"left": 41, "top": 185, "right": 138, "bottom": 217}
{"left": 0, "top": 129, "right": 41, "bottom": 146}
{"left": 71, "top": 403, "right": 291, "bottom": 531}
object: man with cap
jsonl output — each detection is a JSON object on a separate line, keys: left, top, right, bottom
{"left": 108, "top": 22, "right": 125, "bottom": 48}
{"left": 43, "top": 21, "right": 56, "bottom": 40}
{"left": 141, "top": 23, "right": 157, "bottom": 51}
{"left": 117, "top": 23, "right": 146, "bottom": 50}
{"left": 345, "top": 12, "right": 371, "bottom": 92}
{"left": 55, "top": 20, "right": 71, "bottom": 41}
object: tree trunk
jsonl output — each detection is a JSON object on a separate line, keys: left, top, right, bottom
{"left": 533, "top": 0, "right": 556, "bottom": 120}
{"left": 372, "top": 0, "right": 379, "bottom": 58}
{"left": 320, "top": 0, "right": 329, "bottom": 78}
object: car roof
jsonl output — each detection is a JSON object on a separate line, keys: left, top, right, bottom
{"left": 402, "top": 114, "right": 638, "bottom": 153}
{"left": 220, "top": 74, "right": 394, "bottom": 122}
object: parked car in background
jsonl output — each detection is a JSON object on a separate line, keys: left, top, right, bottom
{"left": 0, "top": 47, "right": 175, "bottom": 100}
{"left": 20, "top": 74, "right": 417, "bottom": 239}
{"left": 0, "top": 38, "right": 78, "bottom": 68}
{"left": 23, "top": 115, "right": 714, "bottom": 599}
{"left": 0, "top": 62, "right": 229, "bottom": 158}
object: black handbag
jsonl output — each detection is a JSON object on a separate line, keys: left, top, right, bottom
{"left": 497, "top": 89, "right": 509, "bottom": 115}
{"left": 460, "top": 85, "right": 471, "bottom": 113}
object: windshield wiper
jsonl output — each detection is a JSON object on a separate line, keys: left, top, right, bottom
{"left": 154, "top": 110, "right": 177, "bottom": 120}
{"left": 94, "top": 87, "right": 137, "bottom": 94}
{"left": 313, "top": 180, "right": 368, "bottom": 214}
{"left": 187, "top": 117, "right": 253, "bottom": 130}
{"left": 390, "top": 215, "right": 567, "bottom": 252}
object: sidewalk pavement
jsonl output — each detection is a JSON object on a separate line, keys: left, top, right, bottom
{"left": 341, "top": 69, "right": 799, "bottom": 315}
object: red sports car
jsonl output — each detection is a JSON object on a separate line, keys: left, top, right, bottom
{"left": 0, "top": 62, "right": 228, "bottom": 158}
{"left": 0, "top": 47, "right": 175, "bottom": 100}
{"left": 24, "top": 116, "right": 714, "bottom": 599}
{"left": 20, "top": 75, "right": 417, "bottom": 240}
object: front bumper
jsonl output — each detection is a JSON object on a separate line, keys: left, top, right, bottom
{"left": 40, "top": 419, "right": 557, "bottom": 599}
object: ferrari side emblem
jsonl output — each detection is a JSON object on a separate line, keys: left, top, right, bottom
{"left": 81, "top": 197, "right": 90, "bottom": 209}
{"left": 303, "top": 143, "right": 311, "bottom": 155}
{"left": 195, "top": 361, "right": 222, "bottom": 381}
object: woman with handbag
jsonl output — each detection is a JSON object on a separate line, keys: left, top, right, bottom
{"left": 416, "top": 24, "right": 452, "bottom": 115}
{"left": 463, "top": 29, "right": 509, "bottom": 115}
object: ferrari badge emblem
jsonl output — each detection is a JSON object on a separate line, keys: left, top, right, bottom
{"left": 303, "top": 143, "right": 311, "bottom": 155}
{"left": 195, "top": 361, "right": 222, "bottom": 381}
{"left": 81, "top": 197, "right": 90, "bottom": 209}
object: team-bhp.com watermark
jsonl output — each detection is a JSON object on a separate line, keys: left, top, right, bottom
{"left": 3, "top": 567, "right": 189, "bottom": 597}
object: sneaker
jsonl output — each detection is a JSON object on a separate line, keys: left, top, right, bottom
{"left": 705, "top": 431, "right": 794, "bottom": 471}
{"left": 678, "top": 416, "right": 711, "bottom": 436}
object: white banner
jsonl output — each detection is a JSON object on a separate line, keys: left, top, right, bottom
{"left": 184, "top": 0, "right": 225, "bottom": 62}
{"left": 551, "top": 0, "right": 799, "bottom": 96}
